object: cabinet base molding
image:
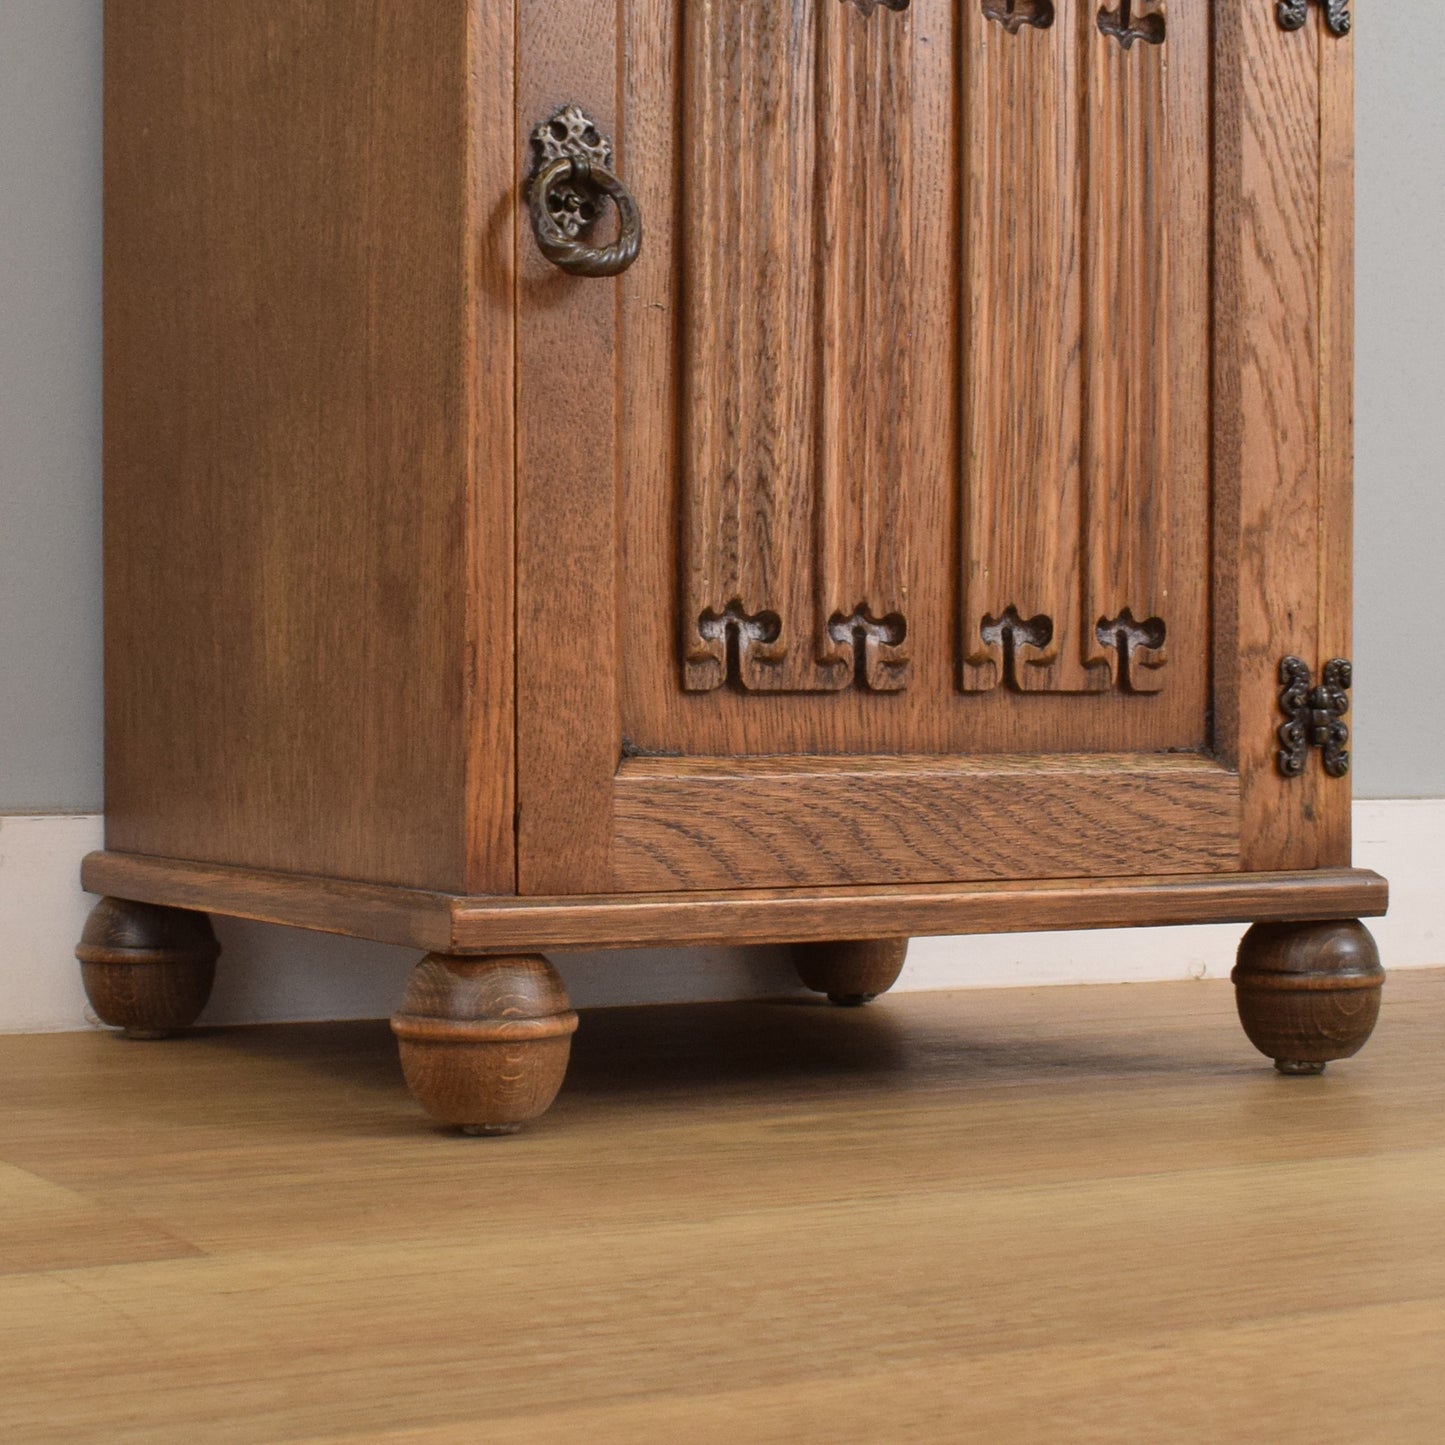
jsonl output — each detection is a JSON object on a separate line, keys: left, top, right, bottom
{"left": 77, "top": 857, "right": 1389, "bottom": 1132}
{"left": 81, "top": 851, "right": 1388, "bottom": 955}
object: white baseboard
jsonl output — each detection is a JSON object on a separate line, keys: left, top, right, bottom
{"left": 1, "top": 801, "right": 1439, "bottom": 1034}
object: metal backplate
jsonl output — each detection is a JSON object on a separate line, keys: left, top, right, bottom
{"left": 530, "top": 105, "right": 614, "bottom": 240}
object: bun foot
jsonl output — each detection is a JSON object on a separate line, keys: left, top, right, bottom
{"left": 1232, "top": 920, "right": 1384, "bottom": 1074}
{"left": 76, "top": 897, "right": 219, "bottom": 1038}
{"left": 1276, "top": 1059, "right": 1329, "bottom": 1077}
{"left": 793, "top": 939, "right": 908, "bottom": 1007}
{"left": 391, "top": 954, "right": 577, "bottom": 1135}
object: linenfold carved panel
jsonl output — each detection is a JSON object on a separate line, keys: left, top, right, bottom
{"left": 961, "top": 0, "right": 1173, "bottom": 695}
{"left": 682, "top": 0, "right": 911, "bottom": 695}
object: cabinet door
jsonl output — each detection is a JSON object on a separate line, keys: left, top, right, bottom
{"left": 513, "top": 1, "right": 1344, "bottom": 896}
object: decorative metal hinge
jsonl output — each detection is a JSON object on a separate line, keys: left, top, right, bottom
{"left": 1276, "top": 1, "right": 1350, "bottom": 38}
{"left": 843, "top": 0, "right": 910, "bottom": 16}
{"left": 1277, "top": 657, "right": 1352, "bottom": 779}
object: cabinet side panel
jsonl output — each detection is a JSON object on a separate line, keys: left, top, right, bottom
{"left": 104, "top": 2, "right": 502, "bottom": 892}
{"left": 1316, "top": 20, "right": 1354, "bottom": 865}
{"left": 1216, "top": 6, "right": 1351, "bottom": 870}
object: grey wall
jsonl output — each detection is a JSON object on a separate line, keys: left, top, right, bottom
{"left": 1, "top": 2, "right": 102, "bottom": 811}
{"left": 0, "top": 2, "right": 1440, "bottom": 809}
{"left": 1353, "top": 11, "right": 1445, "bottom": 796}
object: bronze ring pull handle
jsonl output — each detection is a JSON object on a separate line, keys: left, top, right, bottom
{"left": 529, "top": 154, "right": 642, "bottom": 279}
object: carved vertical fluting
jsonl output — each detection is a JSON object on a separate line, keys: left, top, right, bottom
{"left": 962, "top": 4, "right": 1100, "bottom": 692}
{"left": 816, "top": 0, "right": 912, "bottom": 692}
{"left": 1084, "top": 0, "right": 1170, "bottom": 692}
{"left": 961, "top": 0, "right": 1180, "bottom": 695}
{"left": 683, "top": 0, "right": 910, "bottom": 693}
{"left": 683, "top": 1, "right": 808, "bottom": 691}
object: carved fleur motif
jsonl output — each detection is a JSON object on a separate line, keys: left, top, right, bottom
{"left": 1276, "top": 0, "right": 1351, "bottom": 37}
{"left": 688, "top": 602, "right": 785, "bottom": 692}
{"left": 981, "top": 0, "right": 1056, "bottom": 34}
{"left": 842, "top": 0, "right": 910, "bottom": 16}
{"left": 973, "top": 608, "right": 1170, "bottom": 694}
{"left": 979, "top": 608, "right": 1055, "bottom": 692}
{"left": 828, "top": 608, "right": 909, "bottom": 692}
{"left": 1097, "top": 0, "right": 1167, "bottom": 50}
{"left": 686, "top": 602, "right": 911, "bottom": 693}
{"left": 1095, "top": 609, "right": 1167, "bottom": 693}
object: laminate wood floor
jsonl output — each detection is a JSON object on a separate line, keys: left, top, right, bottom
{"left": 2, "top": 970, "right": 1443, "bottom": 1443}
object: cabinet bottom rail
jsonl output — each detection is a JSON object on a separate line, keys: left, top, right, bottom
{"left": 80, "top": 851, "right": 1387, "bottom": 955}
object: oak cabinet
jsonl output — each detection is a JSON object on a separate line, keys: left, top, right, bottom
{"left": 83, "top": 1, "right": 1386, "bottom": 1133}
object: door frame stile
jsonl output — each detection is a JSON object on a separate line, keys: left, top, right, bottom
{"left": 515, "top": 0, "right": 625, "bottom": 894}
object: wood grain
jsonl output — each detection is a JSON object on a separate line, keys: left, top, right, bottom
{"left": 3, "top": 971, "right": 1442, "bottom": 1440}
{"left": 963, "top": 3, "right": 1209, "bottom": 699}
{"left": 681, "top": 0, "right": 911, "bottom": 694}
{"left": 1234, "top": 918, "right": 1383, "bottom": 1073}
{"left": 525, "top": 3, "right": 1222, "bottom": 891}
{"left": 962, "top": 5, "right": 1092, "bottom": 692}
{"left": 614, "top": 0, "right": 1212, "bottom": 771}
{"left": 514, "top": 0, "right": 622, "bottom": 894}
{"left": 1216, "top": 4, "right": 1352, "bottom": 870}
{"left": 1315, "top": 17, "right": 1355, "bottom": 865}
{"left": 100, "top": 10, "right": 1366, "bottom": 937}
{"left": 82, "top": 851, "right": 458, "bottom": 952}
{"left": 611, "top": 754, "right": 1241, "bottom": 890}
{"left": 464, "top": 0, "right": 519, "bottom": 890}
{"left": 1085, "top": 25, "right": 1173, "bottom": 692}
{"left": 391, "top": 953, "right": 577, "bottom": 1133}
{"left": 103, "top": 2, "right": 513, "bottom": 893}
{"left": 80, "top": 850, "right": 1388, "bottom": 956}
{"left": 1083, "top": 2, "right": 1209, "bottom": 695}
{"left": 682, "top": 0, "right": 817, "bottom": 692}
{"left": 792, "top": 937, "right": 908, "bottom": 1005}
{"left": 75, "top": 897, "right": 219, "bottom": 1038}
{"left": 818, "top": 4, "right": 913, "bottom": 693}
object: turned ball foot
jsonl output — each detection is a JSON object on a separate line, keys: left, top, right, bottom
{"left": 792, "top": 938, "right": 908, "bottom": 1007}
{"left": 1232, "top": 919, "right": 1384, "bottom": 1075}
{"left": 76, "top": 897, "right": 220, "bottom": 1038}
{"left": 391, "top": 954, "right": 578, "bottom": 1135}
